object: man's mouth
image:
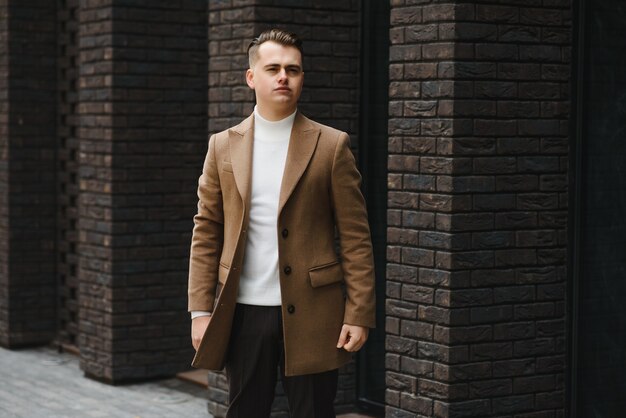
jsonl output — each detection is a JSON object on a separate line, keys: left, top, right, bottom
{"left": 275, "top": 87, "right": 291, "bottom": 92}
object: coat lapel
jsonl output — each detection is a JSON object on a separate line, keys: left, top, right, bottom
{"left": 278, "top": 113, "right": 320, "bottom": 215}
{"left": 229, "top": 115, "right": 254, "bottom": 209}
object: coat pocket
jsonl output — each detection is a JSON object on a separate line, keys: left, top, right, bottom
{"left": 309, "top": 261, "right": 343, "bottom": 288}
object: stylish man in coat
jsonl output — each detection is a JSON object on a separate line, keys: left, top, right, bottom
{"left": 188, "top": 29, "right": 376, "bottom": 418}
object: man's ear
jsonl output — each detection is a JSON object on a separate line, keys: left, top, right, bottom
{"left": 245, "top": 69, "right": 255, "bottom": 90}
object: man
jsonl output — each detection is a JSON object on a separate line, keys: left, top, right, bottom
{"left": 188, "top": 29, "right": 375, "bottom": 418}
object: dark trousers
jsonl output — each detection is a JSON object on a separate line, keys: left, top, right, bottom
{"left": 224, "top": 304, "right": 339, "bottom": 418}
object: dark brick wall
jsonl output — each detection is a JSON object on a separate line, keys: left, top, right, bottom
{"left": 386, "top": 1, "right": 571, "bottom": 417}
{"left": 0, "top": 0, "right": 58, "bottom": 348}
{"left": 207, "top": 0, "right": 255, "bottom": 134}
{"left": 77, "top": 0, "right": 207, "bottom": 382}
{"left": 206, "top": 1, "right": 362, "bottom": 416}
{"left": 0, "top": 0, "right": 8, "bottom": 347}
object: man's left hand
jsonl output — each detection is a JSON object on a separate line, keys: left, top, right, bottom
{"left": 336, "top": 324, "right": 369, "bottom": 352}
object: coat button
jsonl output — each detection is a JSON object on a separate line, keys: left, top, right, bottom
{"left": 282, "top": 228, "right": 288, "bottom": 238}
{"left": 287, "top": 304, "right": 295, "bottom": 314}
{"left": 283, "top": 265, "right": 292, "bottom": 275}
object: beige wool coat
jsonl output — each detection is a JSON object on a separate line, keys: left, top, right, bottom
{"left": 188, "top": 112, "right": 376, "bottom": 376}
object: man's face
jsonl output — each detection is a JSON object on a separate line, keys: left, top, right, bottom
{"left": 246, "top": 41, "right": 304, "bottom": 119}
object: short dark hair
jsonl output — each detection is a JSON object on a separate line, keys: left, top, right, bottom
{"left": 247, "top": 29, "right": 303, "bottom": 67}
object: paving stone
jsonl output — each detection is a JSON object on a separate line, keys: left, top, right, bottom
{"left": 0, "top": 346, "right": 211, "bottom": 418}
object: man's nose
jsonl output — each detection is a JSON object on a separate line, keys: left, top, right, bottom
{"left": 277, "top": 68, "right": 287, "bottom": 82}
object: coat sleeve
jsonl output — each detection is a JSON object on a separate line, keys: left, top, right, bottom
{"left": 188, "top": 134, "right": 224, "bottom": 313}
{"left": 330, "top": 132, "right": 376, "bottom": 328}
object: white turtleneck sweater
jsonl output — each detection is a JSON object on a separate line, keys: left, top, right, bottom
{"left": 191, "top": 107, "right": 295, "bottom": 318}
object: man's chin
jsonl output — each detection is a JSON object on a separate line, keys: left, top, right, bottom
{"left": 271, "top": 97, "right": 296, "bottom": 105}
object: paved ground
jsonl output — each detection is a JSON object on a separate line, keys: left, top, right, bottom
{"left": 0, "top": 346, "right": 212, "bottom": 418}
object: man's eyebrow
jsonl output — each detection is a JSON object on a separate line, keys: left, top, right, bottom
{"left": 262, "top": 63, "right": 302, "bottom": 70}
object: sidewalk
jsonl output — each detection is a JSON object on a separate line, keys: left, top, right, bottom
{"left": 0, "top": 346, "right": 377, "bottom": 418}
{"left": 0, "top": 346, "right": 211, "bottom": 418}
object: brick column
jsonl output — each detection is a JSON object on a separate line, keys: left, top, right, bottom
{"left": 386, "top": 1, "right": 570, "bottom": 417}
{"left": 206, "top": 1, "right": 362, "bottom": 416}
{"left": 0, "top": 0, "right": 58, "bottom": 348}
{"left": 77, "top": 0, "right": 207, "bottom": 382}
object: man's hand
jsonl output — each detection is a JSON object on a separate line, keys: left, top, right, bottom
{"left": 191, "top": 315, "right": 211, "bottom": 351}
{"left": 336, "top": 324, "right": 369, "bottom": 352}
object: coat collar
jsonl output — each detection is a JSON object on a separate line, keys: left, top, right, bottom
{"left": 228, "top": 112, "right": 321, "bottom": 215}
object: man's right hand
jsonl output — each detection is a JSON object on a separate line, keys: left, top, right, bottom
{"left": 191, "top": 315, "right": 211, "bottom": 351}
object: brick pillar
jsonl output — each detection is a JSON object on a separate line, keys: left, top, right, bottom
{"left": 386, "top": 1, "right": 570, "bottom": 417}
{"left": 206, "top": 1, "right": 362, "bottom": 416}
{"left": 77, "top": 0, "right": 207, "bottom": 382}
{"left": 0, "top": 0, "right": 57, "bottom": 348}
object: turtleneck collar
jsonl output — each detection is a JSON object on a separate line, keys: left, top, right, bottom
{"left": 254, "top": 106, "right": 297, "bottom": 128}
{"left": 253, "top": 106, "right": 297, "bottom": 143}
